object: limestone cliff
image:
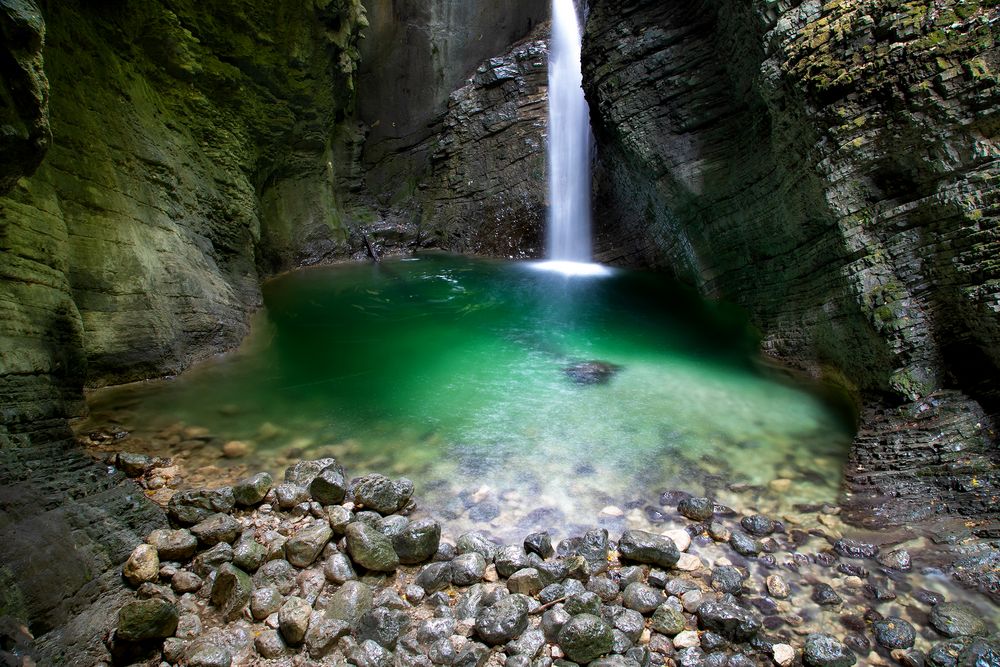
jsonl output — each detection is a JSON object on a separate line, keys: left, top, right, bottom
{"left": 583, "top": 0, "right": 1000, "bottom": 526}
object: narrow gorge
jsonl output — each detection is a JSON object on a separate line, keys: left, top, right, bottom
{"left": 0, "top": 0, "right": 998, "bottom": 665}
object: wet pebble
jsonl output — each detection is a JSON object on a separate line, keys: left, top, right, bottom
{"left": 740, "top": 515, "right": 775, "bottom": 537}
{"left": 873, "top": 616, "right": 916, "bottom": 649}
{"left": 811, "top": 583, "right": 843, "bottom": 606}
{"left": 929, "top": 602, "right": 987, "bottom": 638}
{"left": 677, "top": 497, "right": 714, "bottom": 522}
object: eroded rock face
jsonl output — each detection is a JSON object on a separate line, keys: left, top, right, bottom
{"left": 0, "top": 1, "right": 366, "bottom": 662}
{"left": 582, "top": 0, "right": 1000, "bottom": 523}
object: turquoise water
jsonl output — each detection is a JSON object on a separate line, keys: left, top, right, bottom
{"left": 82, "top": 254, "right": 855, "bottom": 534}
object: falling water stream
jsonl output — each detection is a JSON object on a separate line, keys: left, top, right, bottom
{"left": 540, "top": 0, "right": 597, "bottom": 274}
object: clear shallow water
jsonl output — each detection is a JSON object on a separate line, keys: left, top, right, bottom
{"left": 81, "top": 253, "right": 855, "bottom": 536}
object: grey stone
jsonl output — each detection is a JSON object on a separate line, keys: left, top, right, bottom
{"left": 456, "top": 531, "right": 500, "bottom": 560}
{"left": 168, "top": 487, "right": 236, "bottom": 525}
{"left": 210, "top": 563, "right": 253, "bottom": 620}
{"left": 833, "top": 539, "right": 879, "bottom": 560}
{"left": 233, "top": 472, "right": 273, "bottom": 506}
{"left": 191, "top": 512, "right": 241, "bottom": 546}
{"left": 929, "top": 602, "right": 987, "bottom": 638}
{"left": 285, "top": 458, "right": 341, "bottom": 487}
{"left": 507, "top": 628, "right": 546, "bottom": 658}
{"left": 873, "top": 616, "right": 916, "bottom": 649}
{"left": 192, "top": 543, "right": 233, "bottom": 577}
{"left": 416, "top": 561, "right": 453, "bottom": 594}
{"left": 305, "top": 613, "right": 350, "bottom": 658}
{"left": 351, "top": 638, "right": 394, "bottom": 667}
{"left": 279, "top": 596, "right": 312, "bottom": 645}
{"left": 286, "top": 520, "right": 332, "bottom": 567}
{"left": 233, "top": 536, "right": 267, "bottom": 573}
{"left": 729, "top": 532, "right": 761, "bottom": 557}
{"left": 357, "top": 607, "right": 411, "bottom": 650}
{"left": 622, "top": 582, "right": 663, "bottom": 614}
{"left": 117, "top": 598, "right": 179, "bottom": 641}
{"left": 876, "top": 549, "right": 912, "bottom": 571}
{"left": 811, "top": 583, "right": 843, "bottom": 606}
{"left": 557, "top": 613, "right": 613, "bottom": 664}
{"left": 172, "top": 570, "right": 202, "bottom": 593}
{"left": 346, "top": 521, "right": 399, "bottom": 572}
{"left": 803, "top": 633, "right": 856, "bottom": 667}
{"left": 352, "top": 473, "right": 414, "bottom": 514}
{"left": 711, "top": 566, "right": 746, "bottom": 595}
{"left": 328, "top": 505, "right": 353, "bottom": 534}
{"left": 147, "top": 528, "right": 198, "bottom": 561}
{"left": 251, "top": 586, "right": 282, "bottom": 620}
{"left": 677, "top": 497, "right": 714, "bottom": 522}
{"left": 252, "top": 559, "right": 297, "bottom": 595}
{"left": 508, "top": 568, "right": 543, "bottom": 596}
{"left": 524, "top": 532, "right": 554, "bottom": 559}
{"left": 393, "top": 518, "right": 442, "bottom": 564}
{"left": 475, "top": 594, "right": 529, "bottom": 645}
{"left": 310, "top": 464, "right": 348, "bottom": 505}
{"left": 542, "top": 607, "right": 571, "bottom": 641}
{"left": 587, "top": 576, "right": 619, "bottom": 602}
{"left": 255, "top": 629, "right": 286, "bottom": 659}
{"left": 275, "top": 483, "right": 310, "bottom": 509}
{"left": 418, "top": 617, "right": 456, "bottom": 643}
{"left": 496, "top": 545, "right": 532, "bottom": 578}
{"left": 452, "top": 552, "right": 487, "bottom": 586}
{"left": 650, "top": 604, "right": 686, "bottom": 636}
{"left": 325, "top": 580, "right": 373, "bottom": 624}
{"left": 539, "top": 583, "right": 566, "bottom": 604}
{"left": 429, "top": 638, "right": 457, "bottom": 665}
{"left": 696, "top": 601, "right": 762, "bottom": 641}
{"left": 740, "top": 515, "right": 775, "bottom": 536}
{"left": 324, "top": 552, "right": 357, "bottom": 584}
{"left": 617, "top": 530, "right": 680, "bottom": 568}
{"left": 185, "top": 641, "right": 233, "bottom": 667}
{"left": 606, "top": 606, "right": 644, "bottom": 642}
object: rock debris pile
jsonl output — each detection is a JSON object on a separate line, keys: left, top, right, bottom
{"left": 107, "top": 459, "right": 998, "bottom": 667}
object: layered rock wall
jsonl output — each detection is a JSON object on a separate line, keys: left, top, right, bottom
{"left": 0, "top": 0, "right": 366, "bottom": 650}
{"left": 583, "top": 0, "right": 1000, "bottom": 525}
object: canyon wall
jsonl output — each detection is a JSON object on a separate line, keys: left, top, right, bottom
{"left": 583, "top": 0, "right": 999, "bottom": 527}
{"left": 0, "top": 0, "right": 367, "bottom": 657}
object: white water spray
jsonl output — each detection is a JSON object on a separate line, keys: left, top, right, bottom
{"left": 536, "top": 0, "right": 606, "bottom": 277}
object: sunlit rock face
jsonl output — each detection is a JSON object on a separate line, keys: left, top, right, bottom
{"left": 582, "top": 0, "right": 1000, "bottom": 523}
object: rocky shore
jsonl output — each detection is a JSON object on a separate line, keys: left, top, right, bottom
{"left": 6, "top": 456, "right": 996, "bottom": 667}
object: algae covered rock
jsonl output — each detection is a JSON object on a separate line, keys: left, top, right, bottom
{"left": 117, "top": 598, "right": 179, "bottom": 641}
{"left": 345, "top": 522, "right": 399, "bottom": 572}
{"left": 557, "top": 613, "right": 613, "bottom": 663}
{"left": 351, "top": 473, "right": 414, "bottom": 514}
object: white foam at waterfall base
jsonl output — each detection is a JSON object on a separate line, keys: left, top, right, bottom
{"left": 530, "top": 260, "right": 610, "bottom": 277}
{"left": 548, "top": 0, "right": 596, "bottom": 265}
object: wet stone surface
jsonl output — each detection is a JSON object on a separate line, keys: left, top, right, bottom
{"left": 86, "top": 455, "right": 1000, "bottom": 667}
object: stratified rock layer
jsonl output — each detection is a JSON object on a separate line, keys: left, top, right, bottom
{"left": 583, "top": 0, "right": 1000, "bottom": 524}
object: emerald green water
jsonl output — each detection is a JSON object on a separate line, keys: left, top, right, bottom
{"left": 82, "top": 254, "right": 855, "bottom": 535}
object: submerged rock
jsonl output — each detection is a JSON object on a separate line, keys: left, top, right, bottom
{"left": 928, "top": 602, "right": 987, "bottom": 638}
{"left": 803, "top": 633, "right": 856, "bottom": 667}
{"left": 563, "top": 360, "right": 622, "bottom": 385}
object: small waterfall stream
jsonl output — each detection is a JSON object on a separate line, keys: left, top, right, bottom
{"left": 540, "top": 0, "right": 604, "bottom": 276}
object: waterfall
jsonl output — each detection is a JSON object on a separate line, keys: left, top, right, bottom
{"left": 537, "top": 0, "right": 606, "bottom": 277}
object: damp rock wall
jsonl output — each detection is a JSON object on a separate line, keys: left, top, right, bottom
{"left": 582, "top": 0, "right": 1000, "bottom": 526}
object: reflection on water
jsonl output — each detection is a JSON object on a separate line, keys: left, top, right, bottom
{"left": 79, "top": 253, "right": 855, "bottom": 538}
